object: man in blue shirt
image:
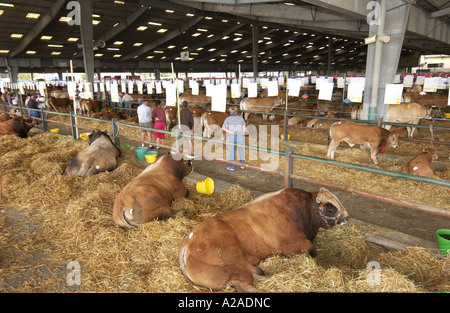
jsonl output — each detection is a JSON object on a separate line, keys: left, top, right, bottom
{"left": 222, "top": 106, "right": 246, "bottom": 171}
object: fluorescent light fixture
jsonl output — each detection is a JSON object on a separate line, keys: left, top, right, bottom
{"left": 230, "top": 50, "right": 238, "bottom": 53}
{"left": 0, "top": 50, "right": 10, "bottom": 53}
{"left": 108, "top": 47, "right": 120, "bottom": 51}
{"left": 26, "top": 51, "right": 36, "bottom": 54}
{"left": 0, "top": 10, "right": 4, "bottom": 15}
{"left": 11, "top": 34, "right": 23, "bottom": 38}
{"left": 209, "top": 58, "right": 216, "bottom": 61}
{"left": 147, "top": 55, "right": 154, "bottom": 59}
{"left": 192, "top": 33, "right": 201, "bottom": 37}
{"left": 41, "top": 36, "right": 53, "bottom": 40}
{"left": 133, "top": 43, "right": 143, "bottom": 46}
{"left": 51, "top": 52, "right": 61, "bottom": 56}
{"left": 67, "top": 37, "right": 78, "bottom": 42}
{"left": 197, "top": 28, "right": 208, "bottom": 32}
{"left": 48, "top": 44, "right": 64, "bottom": 48}
{"left": 221, "top": 19, "right": 228, "bottom": 23}
{"left": 0, "top": 3, "right": 14, "bottom": 7}
{"left": 165, "top": 9, "right": 174, "bottom": 13}
{"left": 92, "top": 20, "right": 101, "bottom": 25}
{"left": 95, "top": 53, "right": 103, "bottom": 57}
{"left": 233, "top": 37, "right": 242, "bottom": 41}
{"left": 92, "top": 14, "right": 100, "bottom": 18}
{"left": 148, "top": 21, "right": 162, "bottom": 26}
{"left": 167, "top": 45, "right": 176, "bottom": 49}
{"left": 205, "top": 16, "right": 212, "bottom": 20}
{"left": 154, "top": 50, "right": 164, "bottom": 53}
{"left": 207, "top": 34, "right": 214, "bottom": 38}
{"left": 208, "top": 48, "right": 216, "bottom": 52}
{"left": 137, "top": 26, "right": 148, "bottom": 31}
{"left": 114, "top": 1, "right": 125, "bottom": 4}
{"left": 26, "top": 13, "right": 40, "bottom": 19}
{"left": 113, "top": 54, "right": 122, "bottom": 58}
{"left": 221, "top": 36, "right": 229, "bottom": 40}
{"left": 186, "top": 13, "right": 194, "bottom": 17}
{"left": 113, "top": 41, "right": 123, "bottom": 45}
{"left": 157, "top": 28, "right": 168, "bottom": 33}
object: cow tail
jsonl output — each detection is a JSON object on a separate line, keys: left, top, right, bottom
{"left": 179, "top": 240, "right": 190, "bottom": 280}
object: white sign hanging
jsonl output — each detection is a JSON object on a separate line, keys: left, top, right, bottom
{"left": 165, "top": 82, "right": 176, "bottom": 107}
{"left": 423, "top": 77, "right": 438, "bottom": 93}
{"left": 403, "top": 75, "right": 414, "bottom": 88}
{"left": 384, "top": 84, "right": 404, "bottom": 104}
{"left": 318, "top": 82, "right": 334, "bottom": 101}
{"left": 191, "top": 81, "right": 199, "bottom": 96}
{"left": 248, "top": 82, "right": 258, "bottom": 98}
{"left": 267, "top": 80, "right": 279, "bottom": 97}
{"left": 287, "top": 79, "right": 301, "bottom": 97}
{"left": 347, "top": 83, "right": 363, "bottom": 103}
{"left": 211, "top": 84, "right": 227, "bottom": 112}
{"left": 111, "top": 81, "right": 120, "bottom": 103}
{"left": 231, "top": 83, "right": 240, "bottom": 99}
{"left": 155, "top": 81, "right": 162, "bottom": 94}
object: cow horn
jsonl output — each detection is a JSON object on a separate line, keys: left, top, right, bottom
{"left": 316, "top": 188, "right": 345, "bottom": 211}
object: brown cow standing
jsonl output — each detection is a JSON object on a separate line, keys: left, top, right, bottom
{"left": 240, "top": 96, "right": 284, "bottom": 121}
{"left": 179, "top": 188, "right": 349, "bottom": 292}
{"left": 113, "top": 154, "right": 193, "bottom": 229}
{"left": 46, "top": 97, "right": 72, "bottom": 112}
{"left": 327, "top": 121, "right": 399, "bottom": 165}
{"left": 201, "top": 111, "right": 230, "bottom": 138}
{"left": 63, "top": 130, "right": 120, "bottom": 177}
{"left": 80, "top": 99, "right": 102, "bottom": 116}
{"left": 402, "top": 148, "right": 438, "bottom": 178}
{"left": 0, "top": 116, "right": 35, "bottom": 138}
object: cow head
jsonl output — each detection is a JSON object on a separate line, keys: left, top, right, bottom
{"left": 88, "top": 129, "right": 107, "bottom": 145}
{"left": 314, "top": 188, "right": 349, "bottom": 228}
{"left": 276, "top": 96, "right": 285, "bottom": 107}
{"left": 423, "top": 148, "right": 438, "bottom": 160}
{"left": 388, "top": 132, "right": 399, "bottom": 149}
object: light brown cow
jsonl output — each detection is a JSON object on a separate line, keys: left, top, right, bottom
{"left": 306, "top": 112, "right": 336, "bottom": 131}
{"left": 288, "top": 116, "right": 311, "bottom": 127}
{"left": 0, "top": 116, "right": 35, "bottom": 138}
{"left": 401, "top": 148, "right": 438, "bottom": 178}
{"left": 327, "top": 121, "right": 399, "bottom": 165}
{"left": 179, "top": 188, "right": 349, "bottom": 292}
{"left": 405, "top": 85, "right": 448, "bottom": 108}
{"left": 179, "top": 92, "right": 211, "bottom": 109}
{"left": 384, "top": 102, "right": 431, "bottom": 138}
{"left": 113, "top": 154, "right": 193, "bottom": 229}
{"left": 165, "top": 107, "right": 177, "bottom": 130}
{"left": 201, "top": 111, "right": 230, "bottom": 138}
{"left": 240, "top": 96, "right": 284, "bottom": 121}
{"left": 63, "top": 130, "right": 120, "bottom": 177}
{"left": 80, "top": 99, "right": 103, "bottom": 116}
{"left": 49, "top": 89, "right": 69, "bottom": 99}
{"left": 350, "top": 105, "right": 363, "bottom": 120}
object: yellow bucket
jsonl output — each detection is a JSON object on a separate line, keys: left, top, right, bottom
{"left": 280, "top": 134, "right": 291, "bottom": 140}
{"left": 79, "top": 133, "right": 90, "bottom": 141}
{"left": 196, "top": 178, "right": 214, "bottom": 195}
{"left": 50, "top": 128, "right": 59, "bottom": 134}
{"left": 444, "top": 113, "right": 450, "bottom": 119}
{"left": 145, "top": 151, "right": 158, "bottom": 164}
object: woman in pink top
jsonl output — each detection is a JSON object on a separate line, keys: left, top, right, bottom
{"left": 151, "top": 100, "right": 166, "bottom": 148}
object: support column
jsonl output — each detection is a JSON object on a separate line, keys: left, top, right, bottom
{"left": 252, "top": 24, "right": 259, "bottom": 78}
{"left": 363, "top": 0, "right": 412, "bottom": 121}
{"left": 79, "top": 0, "right": 95, "bottom": 84}
{"left": 9, "top": 65, "right": 18, "bottom": 84}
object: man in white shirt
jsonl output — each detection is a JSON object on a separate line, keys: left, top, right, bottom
{"left": 121, "top": 92, "right": 133, "bottom": 116}
{"left": 137, "top": 99, "right": 153, "bottom": 147}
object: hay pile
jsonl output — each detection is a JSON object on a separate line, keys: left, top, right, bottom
{"left": 0, "top": 133, "right": 449, "bottom": 293}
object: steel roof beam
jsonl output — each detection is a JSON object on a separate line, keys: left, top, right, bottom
{"left": 8, "top": 0, "right": 67, "bottom": 58}
{"left": 121, "top": 16, "right": 204, "bottom": 60}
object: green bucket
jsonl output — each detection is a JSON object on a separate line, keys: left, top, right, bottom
{"left": 135, "top": 147, "right": 148, "bottom": 161}
{"left": 436, "top": 229, "right": 450, "bottom": 255}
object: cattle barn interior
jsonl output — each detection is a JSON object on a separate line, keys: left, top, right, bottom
{"left": 0, "top": 0, "right": 449, "bottom": 295}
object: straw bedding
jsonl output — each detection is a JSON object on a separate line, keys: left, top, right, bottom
{"left": 0, "top": 133, "right": 448, "bottom": 293}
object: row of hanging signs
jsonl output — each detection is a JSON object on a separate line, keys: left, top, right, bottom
{"left": 1, "top": 74, "right": 449, "bottom": 112}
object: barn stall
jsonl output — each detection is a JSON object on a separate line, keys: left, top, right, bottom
{"left": 0, "top": 130, "right": 449, "bottom": 292}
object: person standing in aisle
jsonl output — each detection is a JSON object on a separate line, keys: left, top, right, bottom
{"left": 151, "top": 100, "right": 166, "bottom": 148}
{"left": 137, "top": 99, "right": 153, "bottom": 148}
{"left": 222, "top": 106, "right": 246, "bottom": 171}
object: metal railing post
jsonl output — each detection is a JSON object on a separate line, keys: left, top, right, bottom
{"left": 112, "top": 118, "right": 120, "bottom": 146}
{"left": 284, "top": 146, "right": 293, "bottom": 188}
{"left": 70, "top": 112, "right": 77, "bottom": 140}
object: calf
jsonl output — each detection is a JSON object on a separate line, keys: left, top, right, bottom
{"left": 384, "top": 102, "right": 431, "bottom": 138}
{"left": 179, "top": 188, "right": 349, "bottom": 292}
{"left": 327, "top": 121, "right": 399, "bottom": 165}
{"left": 0, "top": 116, "right": 35, "bottom": 138}
{"left": 63, "top": 130, "right": 120, "bottom": 177}
{"left": 401, "top": 148, "right": 438, "bottom": 178}
{"left": 113, "top": 155, "right": 193, "bottom": 229}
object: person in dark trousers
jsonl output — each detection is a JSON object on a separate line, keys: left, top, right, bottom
{"left": 176, "top": 101, "right": 194, "bottom": 158}
{"left": 151, "top": 100, "right": 166, "bottom": 148}
{"left": 27, "top": 95, "right": 41, "bottom": 121}
{"left": 222, "top": 106, "right": 246, "bottom": 171}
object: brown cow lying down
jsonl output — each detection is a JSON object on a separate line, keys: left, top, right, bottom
{"left": 327, "top": 121, "right": 399, "bottom": 165}
{"left": 113, "top": 154, "right": 193, "bottom": 229}
{"left": 0, "top": 116, "right": 36, "bottom": 138}
{"left": 402, "top": 148, "right": 438, "bottom": 178}
{"left": 63, "top": 130, "right": 120, "bottom": 177}
{"left": 0, "top": 114, "right": 11, "bottom": 122}
{"left": 179, "top": 188, "right": 349, "bottom": 292}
